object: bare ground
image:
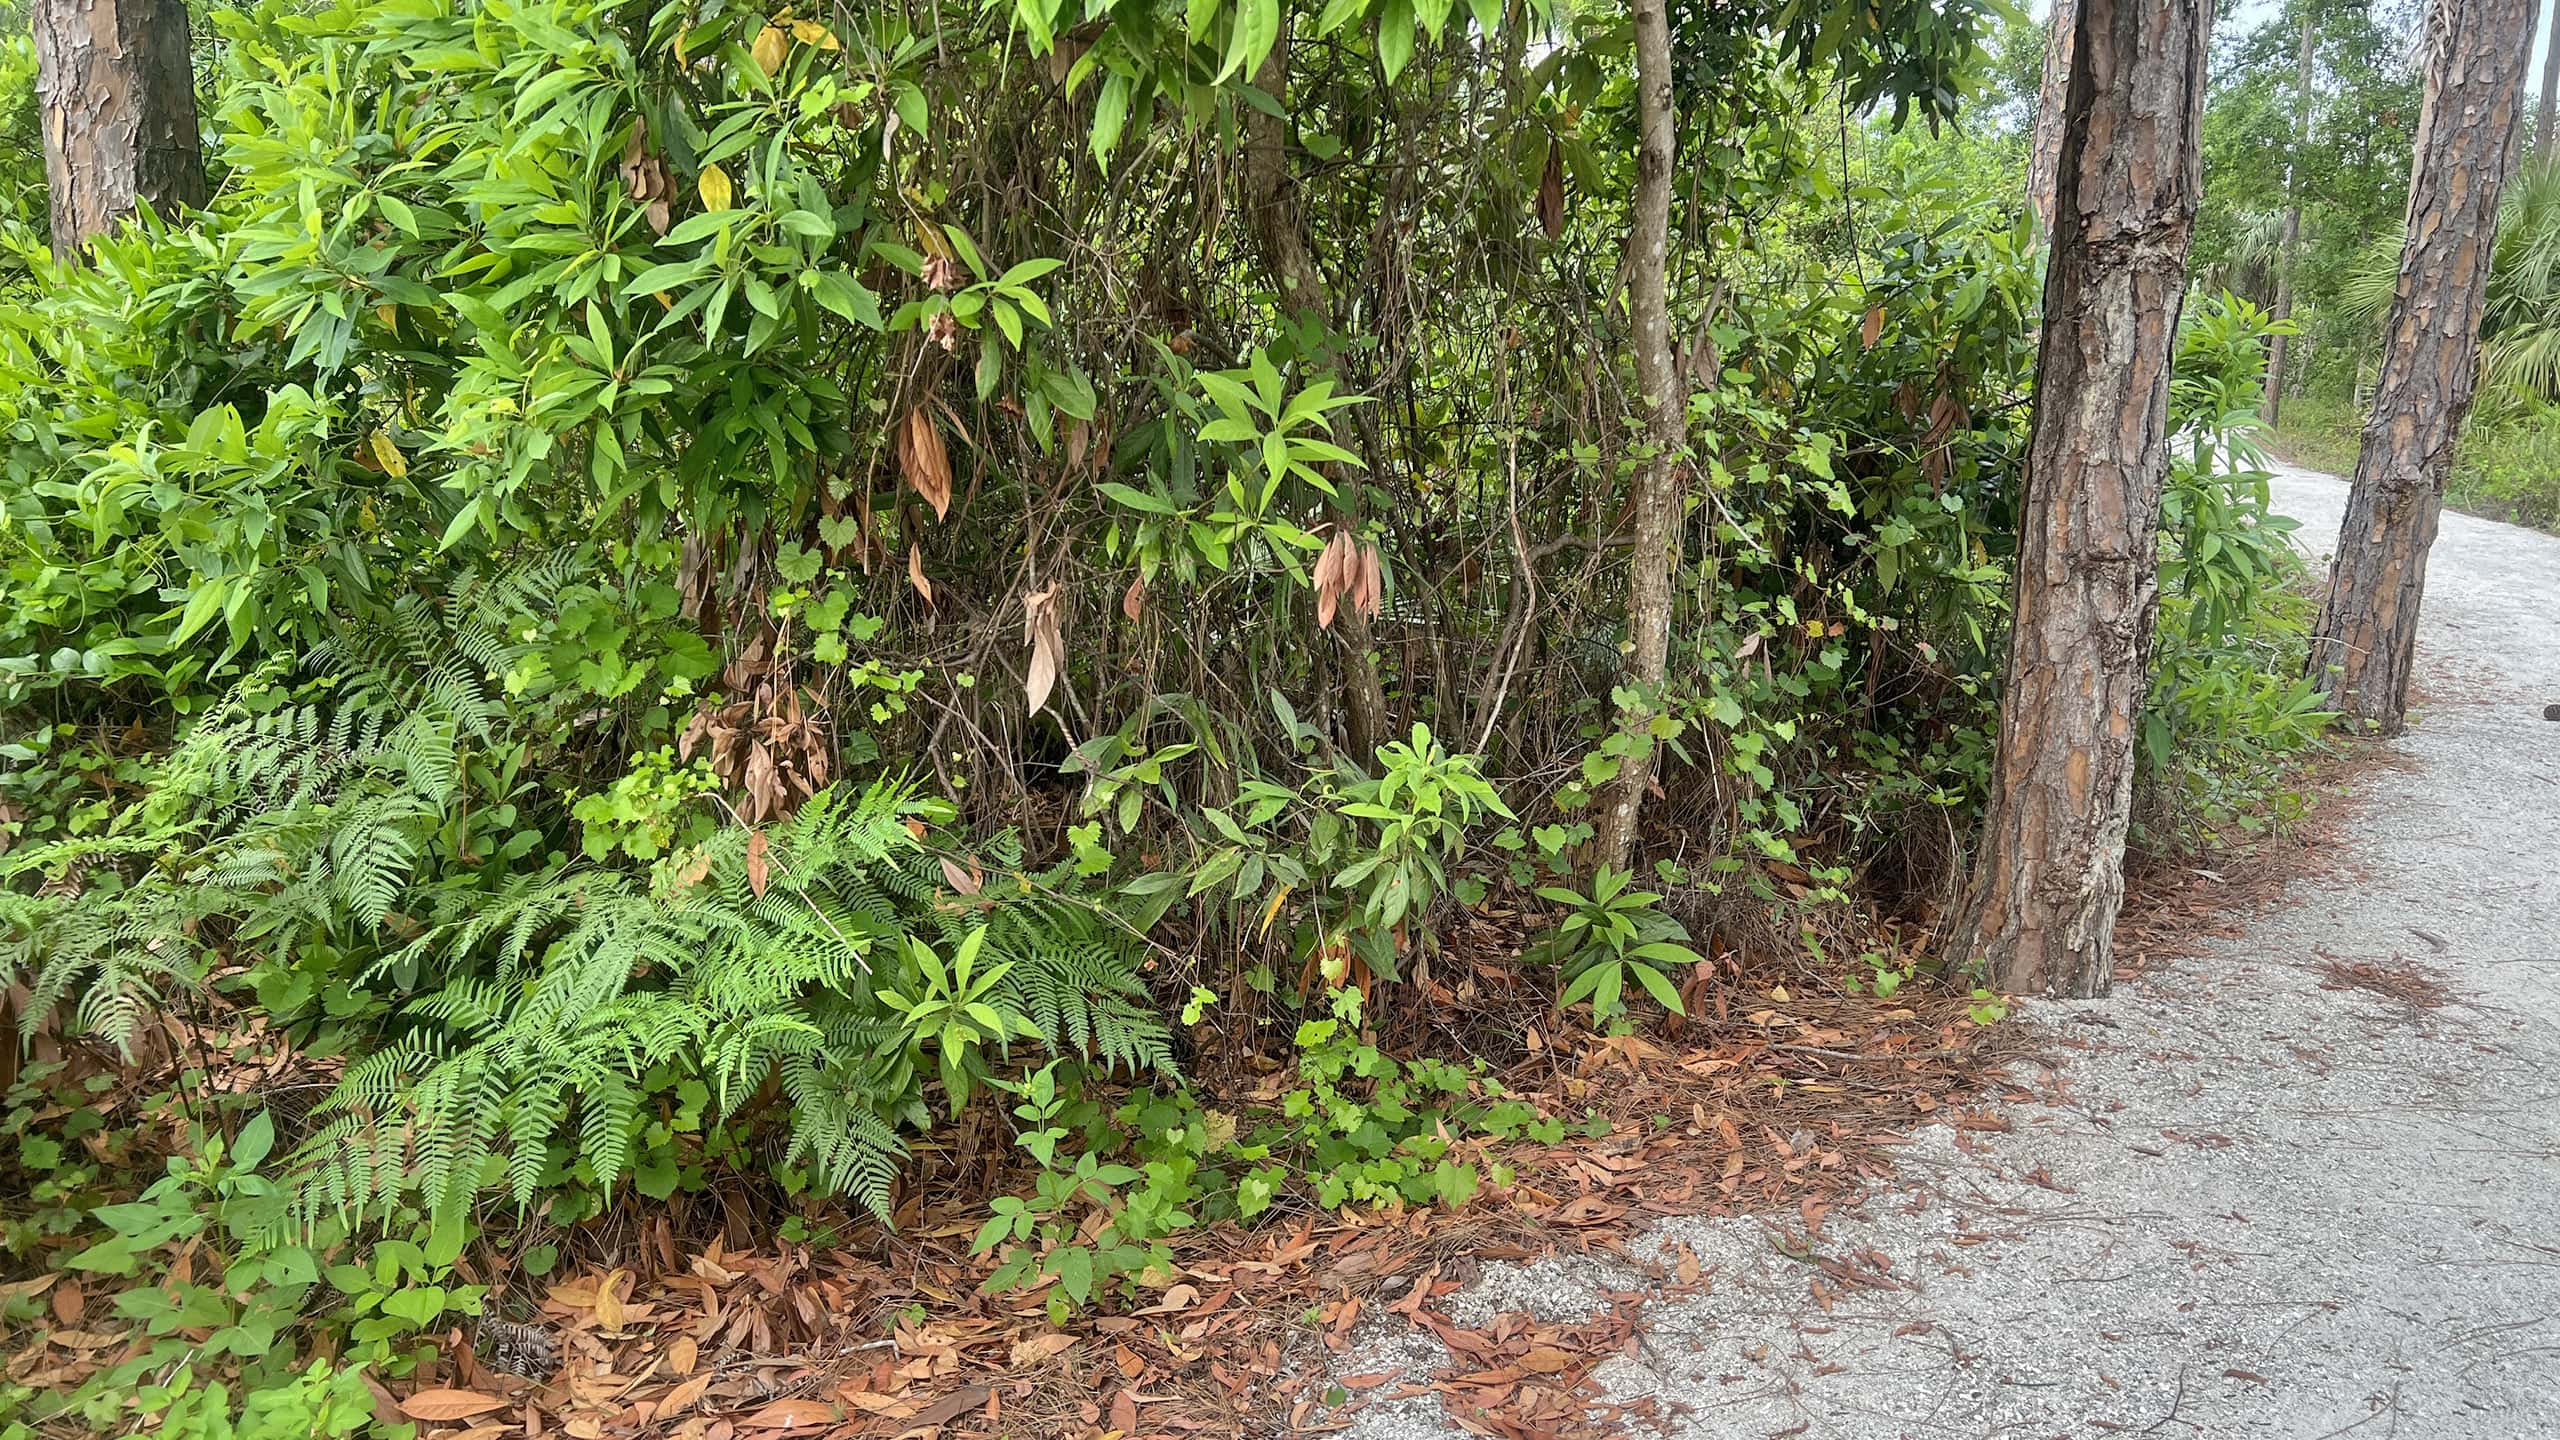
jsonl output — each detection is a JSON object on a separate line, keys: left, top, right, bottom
{"left": 1334, "top": 463, "right": 2560, "bottom": 1439}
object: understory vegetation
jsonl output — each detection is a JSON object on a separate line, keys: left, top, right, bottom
{"left": 0, "top": 0, "right": 2353, "bottom": 1432}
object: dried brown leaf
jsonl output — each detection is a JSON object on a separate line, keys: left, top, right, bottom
{"left": 1021, "top": 584, "right": 1063, "bottom": 715}
{"left": 739, "top": 1398, "right": 837, "bottom": 1430}
{"left": 938, "top": 856, "right": 982, "bottom": 896}
{"left": 1861, "top": 305, "right": 1885, "bottom": 350}
{"left": 1008, "top": 1332, "right": 1077, "bottom": 1366}
{"left": 399, "top": 1389, "right": 509, "bottom": 1422}
{"left": 1121, "top": 572, "right": 1145, "bottom": 622}
{"left": 899, "top": 407, "right": 952, "bottom": 521}
{"left": 907, "top": 545, "right": 934, "bottom": 607}
{"left": 746, "top": 830, "right": 771, "bottom": 899}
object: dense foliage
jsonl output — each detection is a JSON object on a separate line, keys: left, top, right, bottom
{"left": 0, "top": 0, "right": 2336, "bottom": 1430}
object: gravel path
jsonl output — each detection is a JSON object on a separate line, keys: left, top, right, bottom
{"left": 1341, "top": 463, "right": 2560, "bottom": 1440}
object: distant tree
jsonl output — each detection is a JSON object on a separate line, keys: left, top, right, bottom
{"left": 30, "top": 0, "right": 203, "bottom": 257}
{"left": 2026, "top": 0, "right": 2075, "bottom": 234}
{"left": 2311, "top": 0, "right": 2535, "bottom": 732}
{"left": 2262, "top": 8, "right": 2317, "bottom": 422}
{"left": 1956, "top": 0, "right": 2211, "bottom": 996}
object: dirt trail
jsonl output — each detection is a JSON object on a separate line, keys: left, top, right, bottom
{"left": 1343, "top": 463, "right": 2560, "bottom": 1439}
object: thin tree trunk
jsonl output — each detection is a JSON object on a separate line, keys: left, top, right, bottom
{"left": 2026, "top": 0, "right": 2079, "bottom": 235}
{"left": 2537, "top": 0, "right": 2558, "bottom": 170}
{"left": 1241, "top": 36, "right": 1390, "bottom": 764}
{"left": 2263, "top": 11, "right": 2317, "bottom": 423}
{"left": 1591, "top": 0, "right": 1682, "bottom": 876}
{"left": 1955, "top": 0, "right": 2212, "bottom": 998}
{"left": 31, "top": 0, "right": 204, "bottom": 259}
{"left": 2310, "top": 0, "right": 2533, "bottom": 733}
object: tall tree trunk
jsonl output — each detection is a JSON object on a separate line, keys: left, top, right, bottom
{"left": 2309, "top": 0, "right": 2532, "bottom": 733}
{"left": 2537, "top": 0, "right": 2558, "bottom": 171}
{"left": 2263, "top": 11, "right": 2317, "bottom": 423}
{"left": 1591, "top": 0, "right": 1682, "bottom": 876}
{"left": 2026, "top": 0, "right": 2079, "bottom": 235}
{"left": 31, "top": 0, "right": 204, "bottom": 259}
{"left": 1954, "top": 0, "right": 2211, "bottom": 998}
{"left": 1241, "top": 36, "right": 1390, "bottom": 764}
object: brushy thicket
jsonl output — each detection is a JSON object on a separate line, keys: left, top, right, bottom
{"left": 0, "top": 0, "right": 2327, "bottom": 1430}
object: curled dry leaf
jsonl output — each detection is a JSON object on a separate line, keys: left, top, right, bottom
{"left": 1537, "top": 138, "right": 1566, "bottom": 240}
{"left": 898, "top": 406, "right": 952, "bottom": 520}
{"left": 746, "top": 829, "right": 771, "bottom": 899}
{"left": 398, "top": 1389, "right": 509, "bottom": 1423}
{"left": 1862, "top": 305, "right": 1885, "bottom": 350}
{"left": 1121, "top": 571, "right": 1145, "bottom": 622}
{"left": 1021, "top": 585, "right": 1064, "bottom": 715}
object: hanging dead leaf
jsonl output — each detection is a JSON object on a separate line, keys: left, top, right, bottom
{"left": 1861, "top": 305, "right": 1885, "bottom": 350}
{"left": 750, "top": 25, "right": 787, "bottom": 77}
{"left": 1537, "top": 138, "right": 1566, "bottom": 240}
{"left": 399, "top": 1389, "right": 509, "bottom": 1422}
{"left": 1121, "top": 572, "right": 1145, "bottom": 622}
{"left": 698, "top": 162, "right": 734, "bottom": 213}
{"left": 938, "top": 856, "right": 982, "bottom": 896}
{"left": 1021, "top": 584, "right": 1064, "bottom": 715}
{"left": 746, "top": 830, "right": 771, "bottom": 898}
{"left": 907, "top": 544, "right": 934, "bottom": 607}
{"left": 787, "top": 18, "right": 840, "bottom": 49}
{"left": 1312, "top": 531, "right": 1354, "bottom": 630}
{"left": 1352, "top": 542, "right": 1384, "bottom": 620}
{"left": 898, "top": 407, "right": 952, "bottom": 520}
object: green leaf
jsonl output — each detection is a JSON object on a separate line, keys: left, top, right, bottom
{"left": 1218, "top": 0, "right": 1280, "bottom": 82}
{"left": 1377, "top": 0, "right": 1416, "bottom": 80}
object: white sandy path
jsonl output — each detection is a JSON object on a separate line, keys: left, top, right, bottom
{"left": 1337, "top": 462, "right": 2560, "bottom": 1440}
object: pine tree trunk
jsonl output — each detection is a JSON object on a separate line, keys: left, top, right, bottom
{"left": 1591, "top": 0, "right": 1682, "bottom": 876}
{"left": 2536, "top": 0, "right": 2558, "bottom": 170}
{"left": 2263, "top": 12, "right": 2317, "bottom": 424}
{"left": 1242, "top": 37, "right": 1390, "bottom": 764}
{"left": 2309, "top": 0, "right": 2533, "bottom": 734}
{"left": 1954, "top": 0, "right": 2211, "bottom": 998}
{"left": 2026, "top": 0, "right": 2078, "bottom": 236}
{"left": 31, "top": 0, "right": 204, "bottom": 259}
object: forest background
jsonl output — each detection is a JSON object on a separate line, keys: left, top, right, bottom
{"left": 0, "top": 0, "right": 2549, "bottom": 1432}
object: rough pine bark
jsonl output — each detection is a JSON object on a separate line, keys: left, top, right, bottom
{"left": 2026, "top": 0, "right": 2078, "bottom": 236}
{"left": 2309, "top": 0, "right": 2532, "bottom": 733}
{"left": 1241, "top": 36, "right": 1389, "bottom": 764}
{"left": 1591, "top": 0, "right": 1682, "bottom": 875}
{"left": 31, "top": 0, "right": 204, "bottom": 258}
{"left": 2263, "top": 13, "right": 2316, "bottom": 423}
{"left": 1954, "top": 0, "right": 2211, "bottom": 998}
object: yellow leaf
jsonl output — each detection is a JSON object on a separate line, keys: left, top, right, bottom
{"left": 1258, "top": 884, "right": 1292, "bottom": 938}
{"left": 698, "top": 162, "right": 734, "bottom": 212}
{"left": 368, "top": 430, "right": 408, "bottom": 479}
{"left": 375, "top": 304, "right": 398, "bottom": 332}
{"left": 789, "top": 18, "right": 840, "bottom": 49}
{"left": 751, "top": 24, "right": 786, "bottom": 75}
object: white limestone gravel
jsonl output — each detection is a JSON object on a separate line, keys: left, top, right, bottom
{"left": 1331, "top": 463, "right": 2560, "bottom": 1439}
